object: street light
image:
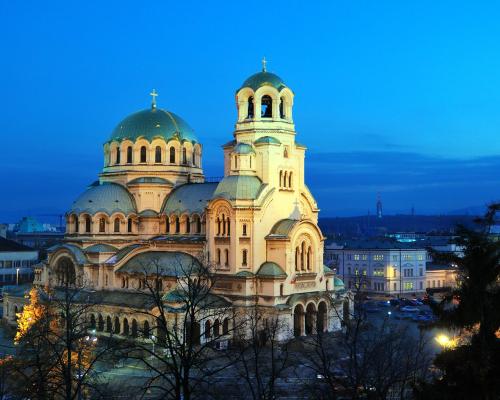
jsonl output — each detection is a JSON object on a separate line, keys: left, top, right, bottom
{"left": 435, "top": 334, "right": 456, "bottom": 349}
{"left": 151, "top": 334, "right": 156, "bottom": 355}
{"left": 16, "top": 268, "right": 20, "bottom": 285}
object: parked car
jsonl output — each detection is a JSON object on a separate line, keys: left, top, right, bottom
{"left": 401, "top": 306, "right": 419, "bottom": 313}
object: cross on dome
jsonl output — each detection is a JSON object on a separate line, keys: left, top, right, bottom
{"left": 262, "top": 56, "right": 267, "bottom": 72}
{"left": 150, "top": 89, "right": 158, "bottom": 109}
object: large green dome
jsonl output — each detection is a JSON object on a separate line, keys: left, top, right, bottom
{"left": 109, "top": 108, "right": 198, "bottom": 143}
{"left": 240, "top": 71, "right": 288, "bottom": 92}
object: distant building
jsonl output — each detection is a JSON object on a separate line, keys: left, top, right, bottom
{"left": 0, "top": 237, "right": 38, "bottom": 286}
{"left": 0, "top": 224, "right": 7, "bottom": 239}
{"left": 426, "top": 262, "right": 458, "bottom": 290}
{"left": 10, "top": 217, "right": 65, "bottom": 252}
{"left": 325, "top": 240, "right": 427, "bottom": 295}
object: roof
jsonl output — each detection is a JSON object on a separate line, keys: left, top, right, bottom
{"left": 334, "top": 277, "right": 345, "bottom": 288}
{"left": 48, "top": 244, "right": 88, "bottom": 264}
{"left": 84, "top": 244, "right": 118, "bottom": 253}
{"left": 426, "top": 263, "right": 458, "bottom": 271}
{"left": 162, "top": 183, "right": 218, "bottom": 215}
{"left": 268, "top": 219, "right": 299, "bottom": 238}
{"left": 254, "top": 136, "right": 281, "bottom": 145}
{"left": 213, "top": 175, "right": 264, "bottom": 201}
{"left": 109, "top": 107, "right": 198, "bottom": 144}
{"left": 116, "top": 251, "right": 201, "bottom": 277}
{"left": 128, "top": 177, "right": 173, "bottom": 186}
{"left": 70, "top": 182, "right": 137, "bottom": 216}
{"left": 105, "top": 244, "right": 143, "bottom": 264}
{"left": 240, "top": 71, "right": 288, "bottom": 92}
{"left": 139, "top": 209, "right": 158, "bottom": 217}
{"left": 256, "top": 262, "right": 287, "bottom": 278}
{"left": 323, "top": 265, "right": 334, "bottom": 275}
{"left": 235, "top": 271, "right": 254, "bottom": 278}
{"left": 0, "top": 237, "right": 34, "bottom": 252}
{"left": 163, "top": 290, "right": 230, "bottom": 309}
{"left": 331, "top": 239, "right": 426, "bottom": 251}
{"left": 232, "top": 142, "right": 255, "bottom": 155}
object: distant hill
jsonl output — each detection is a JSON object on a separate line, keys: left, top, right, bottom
{"left": 318, "top": 214, "right": 478, "bottom": 240}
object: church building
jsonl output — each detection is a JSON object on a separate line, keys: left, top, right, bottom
{"left": 4, "top": 62, "right": 347, "bottom": 340}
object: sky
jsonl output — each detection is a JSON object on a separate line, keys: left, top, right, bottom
{"left": 1, "top": 0, "right": 500, "bottom": 222}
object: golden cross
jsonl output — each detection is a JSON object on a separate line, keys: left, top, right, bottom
{"left": 150, "top": 89, "right": 158, "bottom": 108}
{"left": 262, "top": 56, "right": 267, "bottom": 72}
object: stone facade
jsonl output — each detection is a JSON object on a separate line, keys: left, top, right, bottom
{"left": 4, "top": 65, "right": 347, "bottom": 340}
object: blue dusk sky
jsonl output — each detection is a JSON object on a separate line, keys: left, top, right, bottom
{"left": 1, "top": 0, "right": 500, "bottom": 222}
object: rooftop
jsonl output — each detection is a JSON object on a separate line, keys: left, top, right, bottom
{"left": 0, "top": 237, "right": 35, "bottom": 252}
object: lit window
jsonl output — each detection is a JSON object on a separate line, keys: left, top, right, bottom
{"left": 354, "top": 254, "right": 360, "bottom": 261}
{"left": 373, "top": 254, "right": 384, "bottom": 261}
{"left": 362, "top": 255, "right": 368, "bottom": 261}
{"left": 404, "top": 282, "right": 414, "bottom": 290}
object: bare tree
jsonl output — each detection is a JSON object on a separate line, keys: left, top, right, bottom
{"left": 303, "top": 276, "right": 432, "bottom": 400}
{"left": 226, "top": 304, "right": 292, "bottom": 400}
{"left": 123, "top": 256, "right": 239, "bottom": 400}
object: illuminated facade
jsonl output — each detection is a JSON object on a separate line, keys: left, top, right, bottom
{"left": 4, "top": 63, "right": 347, "bottom": 340}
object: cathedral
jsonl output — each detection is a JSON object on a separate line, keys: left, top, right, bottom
{"left": 4, "top": 62, "right": 347, "bottom": 340}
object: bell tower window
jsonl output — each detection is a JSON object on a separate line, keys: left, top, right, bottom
{"left": 126, "top": 146, "right": 133, "bottom": 163}
{"left": 114, "top": 218, "right": 120, "bottom": 233}
{"left": 155, "top": 146, "right": 162, "bottom": 163}
{"left": 247, "top": 96, "right": 254, "bottom": 119}
{"left": 85, "top": 216, "right": 91, "bottom": 233}
{"left": 182, "top": 148, "right": 187, "bottom": 164}
{"left": 115, "top": 148, "right": 121, "bottom": 164}
{"left": 99, "top": 218, "right": 106, "bottom": 233}
{"left": 261, "top": 95, "right": 272, "bottom": 118}
{"left": 74, "top": 216, "right": 79, "bottom": 233}
{"left": 170, "top": 147, "right": 176, "bottom": 164}
{"left": 280, "top": 97, "right": 285, "bottom": 119}
{"left": 140, "top": 146, "right": 147, "bottom": 163}
{"left": 127, "top": 218, "right": 132, "bottom": 233}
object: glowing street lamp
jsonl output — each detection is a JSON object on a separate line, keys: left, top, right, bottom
{"left": 16, "top": 268, "right": 20, "bottom": 285}
{"left": 435, "top": 334, "right": 455, "bottom": 349}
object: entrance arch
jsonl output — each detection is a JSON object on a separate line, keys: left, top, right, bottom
{"left": 317, "top": 302, "right": 328, "bottom": 333}
{"left": 305, "top": 303, "right": 317, "bottom": 335}
{"left": 293, "top": 304, "right": 305, "bottom": 337}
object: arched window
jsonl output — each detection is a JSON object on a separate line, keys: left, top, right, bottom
{"left": 155, "top": 146, "right": 162, "bottom": 163}
{"left": 242, "top": 224, "right": 247, "bottom": 236}
{"left": 284, "top": 171, "right": 288, "bottom": 188}
{"left": 213, "top": 319, "right": 220, "bottom": 337}
{"left": 204, "top": 320, "right": 211, "bottom": 339}
{"left": 284, "top": 147, "right": 288, "bottom": 158}
{"left": 114, "top": 218, "right": 120, "bottom": 233}
{"left": 114, "top": 316, "right": 120, "bottom": 334}
{"left": 175, "top": 217, "right": 180, "bottom": 233}
{"left": 224, "top": 249, "right": 229, "bottom": 267}
{"left": 127, "top": 218, "right": 133, "bottom": 233}
{"left": 222, "top": 318, "right": 229, "bottom": 335}
{"left": 217, "top": 218, "right": 221, "bottom": 236}
{"left": 247, "top": 96, "right": 254, "bottom": 119}
{"left": 301, "top": 242, "right": 306, "bottom": 270}
{"left": 123, "top": 318, "right": 130, "bottom": 336}
{"left": 143, "top": 320, "right": 150, "bottom": 338}
{"left": 307, "top": 247, "right": 312, "bottom": 270}
{"left": 99, "top": 217, "right": 105, "bottom": 233}
{"left": 131, "top": 319, "right": 138, "bottom": 338}
{"left": 106, "top": 316, "right": 112, "bottom": 333}
{"left": 140, "top": 146, "right": 147, "bottom": 163}
{"left": 288, "top": 172, "right": 292, "bottom": 189}
{"left": 115, "top": 147, "right": 121, "bottom": 164}
{"left": 227, "top": 220, "right": 231, "bottom": 236}
{"left": 185, "top": 216, "right": 190, "bottom": 233}
{"left": 295, "top": 247, "right": 299, "bottom": 271}
{"left": 279, "top": 171, "right": 283, "bottom": 187}
{"left": 261, "top": 95, "right": 273, "bottom": 118}
{"left": 216, "top": 249, "right": 221, "bottom": 265}
{"left": 74, "top": 216, "right": 79, "bottom": 233}
{"left": 165, "top": 216, "right": 170, "bottom": 233}
{"left": 89, "top": 314, "right": 96, "bottom": 329}
{"left": 195, "top": 216, "right": 201, "bottom": 234}
{"left": 127, "top": 146, "right": 132, "bottom": 163}
{"left": 98, "top": 314, "right": 104, "bottom": 331}
{"left": 242, "top": 249, "right": 247, "bottom": 266}
{"left": 182, "top": 148, "right": 187, "bottom": 164}
{"left": 221, "top": 215, "right": 226, "bottom": 236}
{"left": 169, "top": 147, "right": 176, "bottom": 163}
{"left": 280, "top": 97, "right": 285, "bottom": 119}
{"left": 85, "top": 216, "right": 91, "bottom": 233}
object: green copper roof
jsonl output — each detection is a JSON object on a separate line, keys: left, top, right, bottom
{"left": 162, "top": 183, "right": 218, "bottom": 215}
{"left": 323, "top": 265, "right": 334, "bottom": 275}
{"left": 241, "top": 71, "right": 287, "bottom": 92}
{"left": 254, "top": 136, "right": 281, "bottom": 145}
{"left": 128, "top": 177, "right": 173, "bottom": 185}
{"left": 213, "top": 175, "right": 264, "bottom": 201}
{"left": 163, "top": 290, "right": 230, "bottom": 309}
{"left": 268, "top": 219, "right": 299, "bottom": 238}
{"left": 106, "top": 244, "right": 143, "bottom": 264}
{"left": 116, "top": 251, "right": 201, "bottom": 276}
{"left": 256, "top": 262, "right": 287, "bottom": 278}
{"left": 233, "top": 142, "right": 255, "bottom": 155}
{"left": 48, "top": 244, "right": 88, "bottom": 264}
{"left": 235, "top": 271, "right": 254, "bottom": 277}
{"left": 70, "top": 182, "right": 137, "bottom": 216}
{"left": 109, "top": 108, "right": 198, "bottom": 144}
{"left": 84, "top": 244, "right": 118, "bottom": 253}
{"left": 334, "top": 277, "right": 345, "bottom": 288}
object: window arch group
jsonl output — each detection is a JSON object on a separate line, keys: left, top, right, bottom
{"left": 295, "top": 238, "right": 314, "bottom": 272}
{"left": 279, "top": 170, "right": 293, "bottom": 190}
